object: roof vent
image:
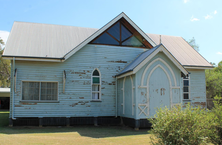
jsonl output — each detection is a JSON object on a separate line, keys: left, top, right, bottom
{"left": 159, "top": 35, "right": 162, "bottom": 44}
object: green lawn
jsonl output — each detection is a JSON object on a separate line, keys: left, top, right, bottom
{"left": 0, "top": 111, "right": 153, "bottom": 145}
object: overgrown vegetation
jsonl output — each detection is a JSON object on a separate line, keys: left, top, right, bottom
{"left": 0, "top": 38, "right": 11, "bottom": 87}
{"left": 208, "top": 96, "right": 222, "bottom": 145}
{"left": 149, "top": 98, "right": 222, "bottom": 145}
{"left": 149, "top": 104, "right": 212, "bottom": 145}
{"left": 206, "top": 61, "right": 222, "bottom": 99}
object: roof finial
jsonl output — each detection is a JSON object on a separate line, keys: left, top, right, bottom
{"left": 160, "top": 35, "right": 162, "bottom": 44}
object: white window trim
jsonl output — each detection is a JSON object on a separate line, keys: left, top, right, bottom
{"left": 21, "top": 80, "right": 59, "bottom": 102}
{"left": 183, "top": 75, "right": 190, "bottom": 100}
{"left": 91, "top": 69, "right": 101, "bottom": 101}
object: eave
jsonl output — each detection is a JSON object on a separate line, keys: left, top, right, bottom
{"left": 2, "top": 55, "right": 65, "bottom": 62}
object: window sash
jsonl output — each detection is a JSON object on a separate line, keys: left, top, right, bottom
{"left": 183, "top": 75, "right": 190, "bottom": 99}
{"left": 22, "top": 81, "right": 58, "bottom": 101}
{"left": 92, "top": 92, "right": 99, "bottom": 100}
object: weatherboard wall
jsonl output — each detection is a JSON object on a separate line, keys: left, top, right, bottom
{"left": 135, "top": 52, "right": 182, "bottom": 119}
{"left": 11, "top": 44, "right": 146, "bottom": 118}
{"left": 117, "top": 75, "right": 136, "bottom": 119}
{"left": 183, "top": 69, "right": 206, "bottom": 108}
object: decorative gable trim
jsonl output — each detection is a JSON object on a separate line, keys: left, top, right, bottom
{"left": 63, "top": 12, "right": 156, "bottom": 60}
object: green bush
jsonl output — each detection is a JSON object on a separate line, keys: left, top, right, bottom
{"left": 208, "top": 96, "right": 222, "bottom": 145}
{"left": 148, "top": 104, "right": 213, "bottom": 145}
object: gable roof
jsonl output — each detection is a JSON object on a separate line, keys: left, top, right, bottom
{"left": 147, "top": 34, "right": 213, "bottom": 68}
{"left": 2, "top": 12, "right": 213, "bottom": 68}
{"left": 3, "top": 12, "right": 156, "bottom": 61}
{"left": 116, "top": 44, "right": 189, "bottom": 78}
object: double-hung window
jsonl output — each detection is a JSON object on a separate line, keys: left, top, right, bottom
{"left": 183, "top": 75, "right": 189, "bottom": 99}
{"left": 92, "top": 69, "right": 101, "bottom": 100}
{"left": 22, "top": 81, "right": 58, "bottom": 101}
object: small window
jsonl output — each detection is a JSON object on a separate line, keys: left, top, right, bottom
{"left": 92, "top": 69, "right": 101, "bottom": 100}
{"left": 183, "top": 75, "right": 189, "bottom": 99}
{"left": 22, "top": 81, "right": 58, "bottom": 101}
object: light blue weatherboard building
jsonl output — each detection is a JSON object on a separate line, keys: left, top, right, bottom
{"left": 3, "top": 13, "right": 213, "bottom": 128}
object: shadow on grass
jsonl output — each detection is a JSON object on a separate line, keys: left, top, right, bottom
{"left": 0, "top": 111, "right": 151, "bottom": 138}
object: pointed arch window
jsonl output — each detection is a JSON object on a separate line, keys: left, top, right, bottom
{"left": 92, "top": 69, "right": 101, "bottom": 100}
{"left": 90, "top": 18, "right": 152, "bottom": 48}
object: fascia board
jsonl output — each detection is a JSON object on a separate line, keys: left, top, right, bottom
{"left": 184, "top": 66, "right": 214, "bottom": 69}
{"left": 2, "top": 57, "right": 63, "bottom": 62}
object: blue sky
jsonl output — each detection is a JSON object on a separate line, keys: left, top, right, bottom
{"left": 0, "top": 0, "right": 221, "bottom": 65}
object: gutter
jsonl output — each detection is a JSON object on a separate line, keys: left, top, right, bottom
{"left": 2, "top": 55, "right": 65, "bottom": 62}
{"left": 12, "top": 57, "right": 16, "bottom": 120}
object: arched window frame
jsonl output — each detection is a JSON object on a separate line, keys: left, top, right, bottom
{"left": 91, "top": 68, "right": 101, "bottom": 101}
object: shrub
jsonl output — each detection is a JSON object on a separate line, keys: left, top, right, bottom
{"left": 208, "top": 96, "right": 222, "bottom": 145}
{"left": 148, "top": 104, "right": 213, "bottom": 145}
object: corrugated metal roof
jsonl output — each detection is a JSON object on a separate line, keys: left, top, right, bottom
{"left": 3, "top": 21, "right": 212, "bottom": 67}
{"left": 117, "top": 45, "right": 160, "bottom": 76}
{"left": 147, "top": 34, "right": 212, "bottom": 67}
{"left": 3, "top": 22, "right": 97, "bottom": 58}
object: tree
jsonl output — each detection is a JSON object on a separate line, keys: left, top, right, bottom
{"left": 187, "top": 37, "right": 199, "bottom": 52}
{"left": 0, "top": 38, "right": 11, "bottom": 87}
{"left": 205, "top": 61, "right": 222, "bottom": 99}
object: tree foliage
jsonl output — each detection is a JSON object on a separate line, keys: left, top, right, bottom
{"left": 205, "top": 61, "right": 222, "bottom": 98}
{"left": 0, "top": 38, "right": 11, "bottom": 87}
{"left": 187, "top": 37, "right": 199, "bottom": 52}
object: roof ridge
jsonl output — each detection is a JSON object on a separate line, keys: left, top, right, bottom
{"left": 14, "top": 21, "right": 99, "bottom": 30}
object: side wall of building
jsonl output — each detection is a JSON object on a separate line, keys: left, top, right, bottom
{"left": 183, "top": 69, "right": 206, "bottom": 108}
{"left": 11, "top": 44, "right": 146, "bottom": 118}
{"left": 117, "top": 75, "right": 136, "bottom": 118}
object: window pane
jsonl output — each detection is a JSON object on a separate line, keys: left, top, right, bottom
{"left": 93, "top": 70, "right": 99, "bottom": 76}
{"left": 41, "top": 82, "right": 57, "bottom": 100}
{"left": 122, "top": 36, "right": 145, "bottom": 47}
{"left": 107, "top": 22, "right": 120, "bottom": 41}
{"left": 121, "top": 24, "right": 132, "bottom": 41}
{"left": 184, "top": 94, "right": 189, "bottom": 99}
{"left": 92, "top": 32, "right": 119, "bottom": 45}
{"left": 22, "top": 82, "right": 39, "bottom": 100}
{"left": 93, "top": 77, "right": 100, "bottom": 84}
{"left": 92, "top": 93, "right": 99, "bottom": 100}
{"left": 183, "top": 80, "right": 189, "bottom": 86}
{"left": 92, "top": 85, "right": 99, "bottom": 91}
{"left": 183, "top": 87, "right": 189, "bottom": 92}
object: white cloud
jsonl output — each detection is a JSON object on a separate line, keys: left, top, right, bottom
{"left": 184, "top": 0, "right": 189, "bottom": 3}
{"left": 214, "top": 10, "right": 217, "bottom": 14}
{"left": 0, "top": 30, "right": 10, "bottom": 45}
{"left": 190, "top": 16, "right": 200, "bottom": 21}
{"left": 205, "top": 14, "right": 212, "bottom": 19}
{"left": 217, "top": 52, "right": 222, "bottom": 55}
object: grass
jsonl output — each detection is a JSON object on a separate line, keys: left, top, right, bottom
{"left": 0, "top": 111, "right": 153, "bottom": 145}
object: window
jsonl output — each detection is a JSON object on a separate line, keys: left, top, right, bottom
{"left": 22, "top": 81, "right": 58, "bottom": 101}
{"left": 92, "top": 69, "right": 101, "bottom": 100}
{"left": 90, "top": 19, "right": 150, "bottom": 48}
{"left": 183, "top": 75, "right": 189, "bottom": 99}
